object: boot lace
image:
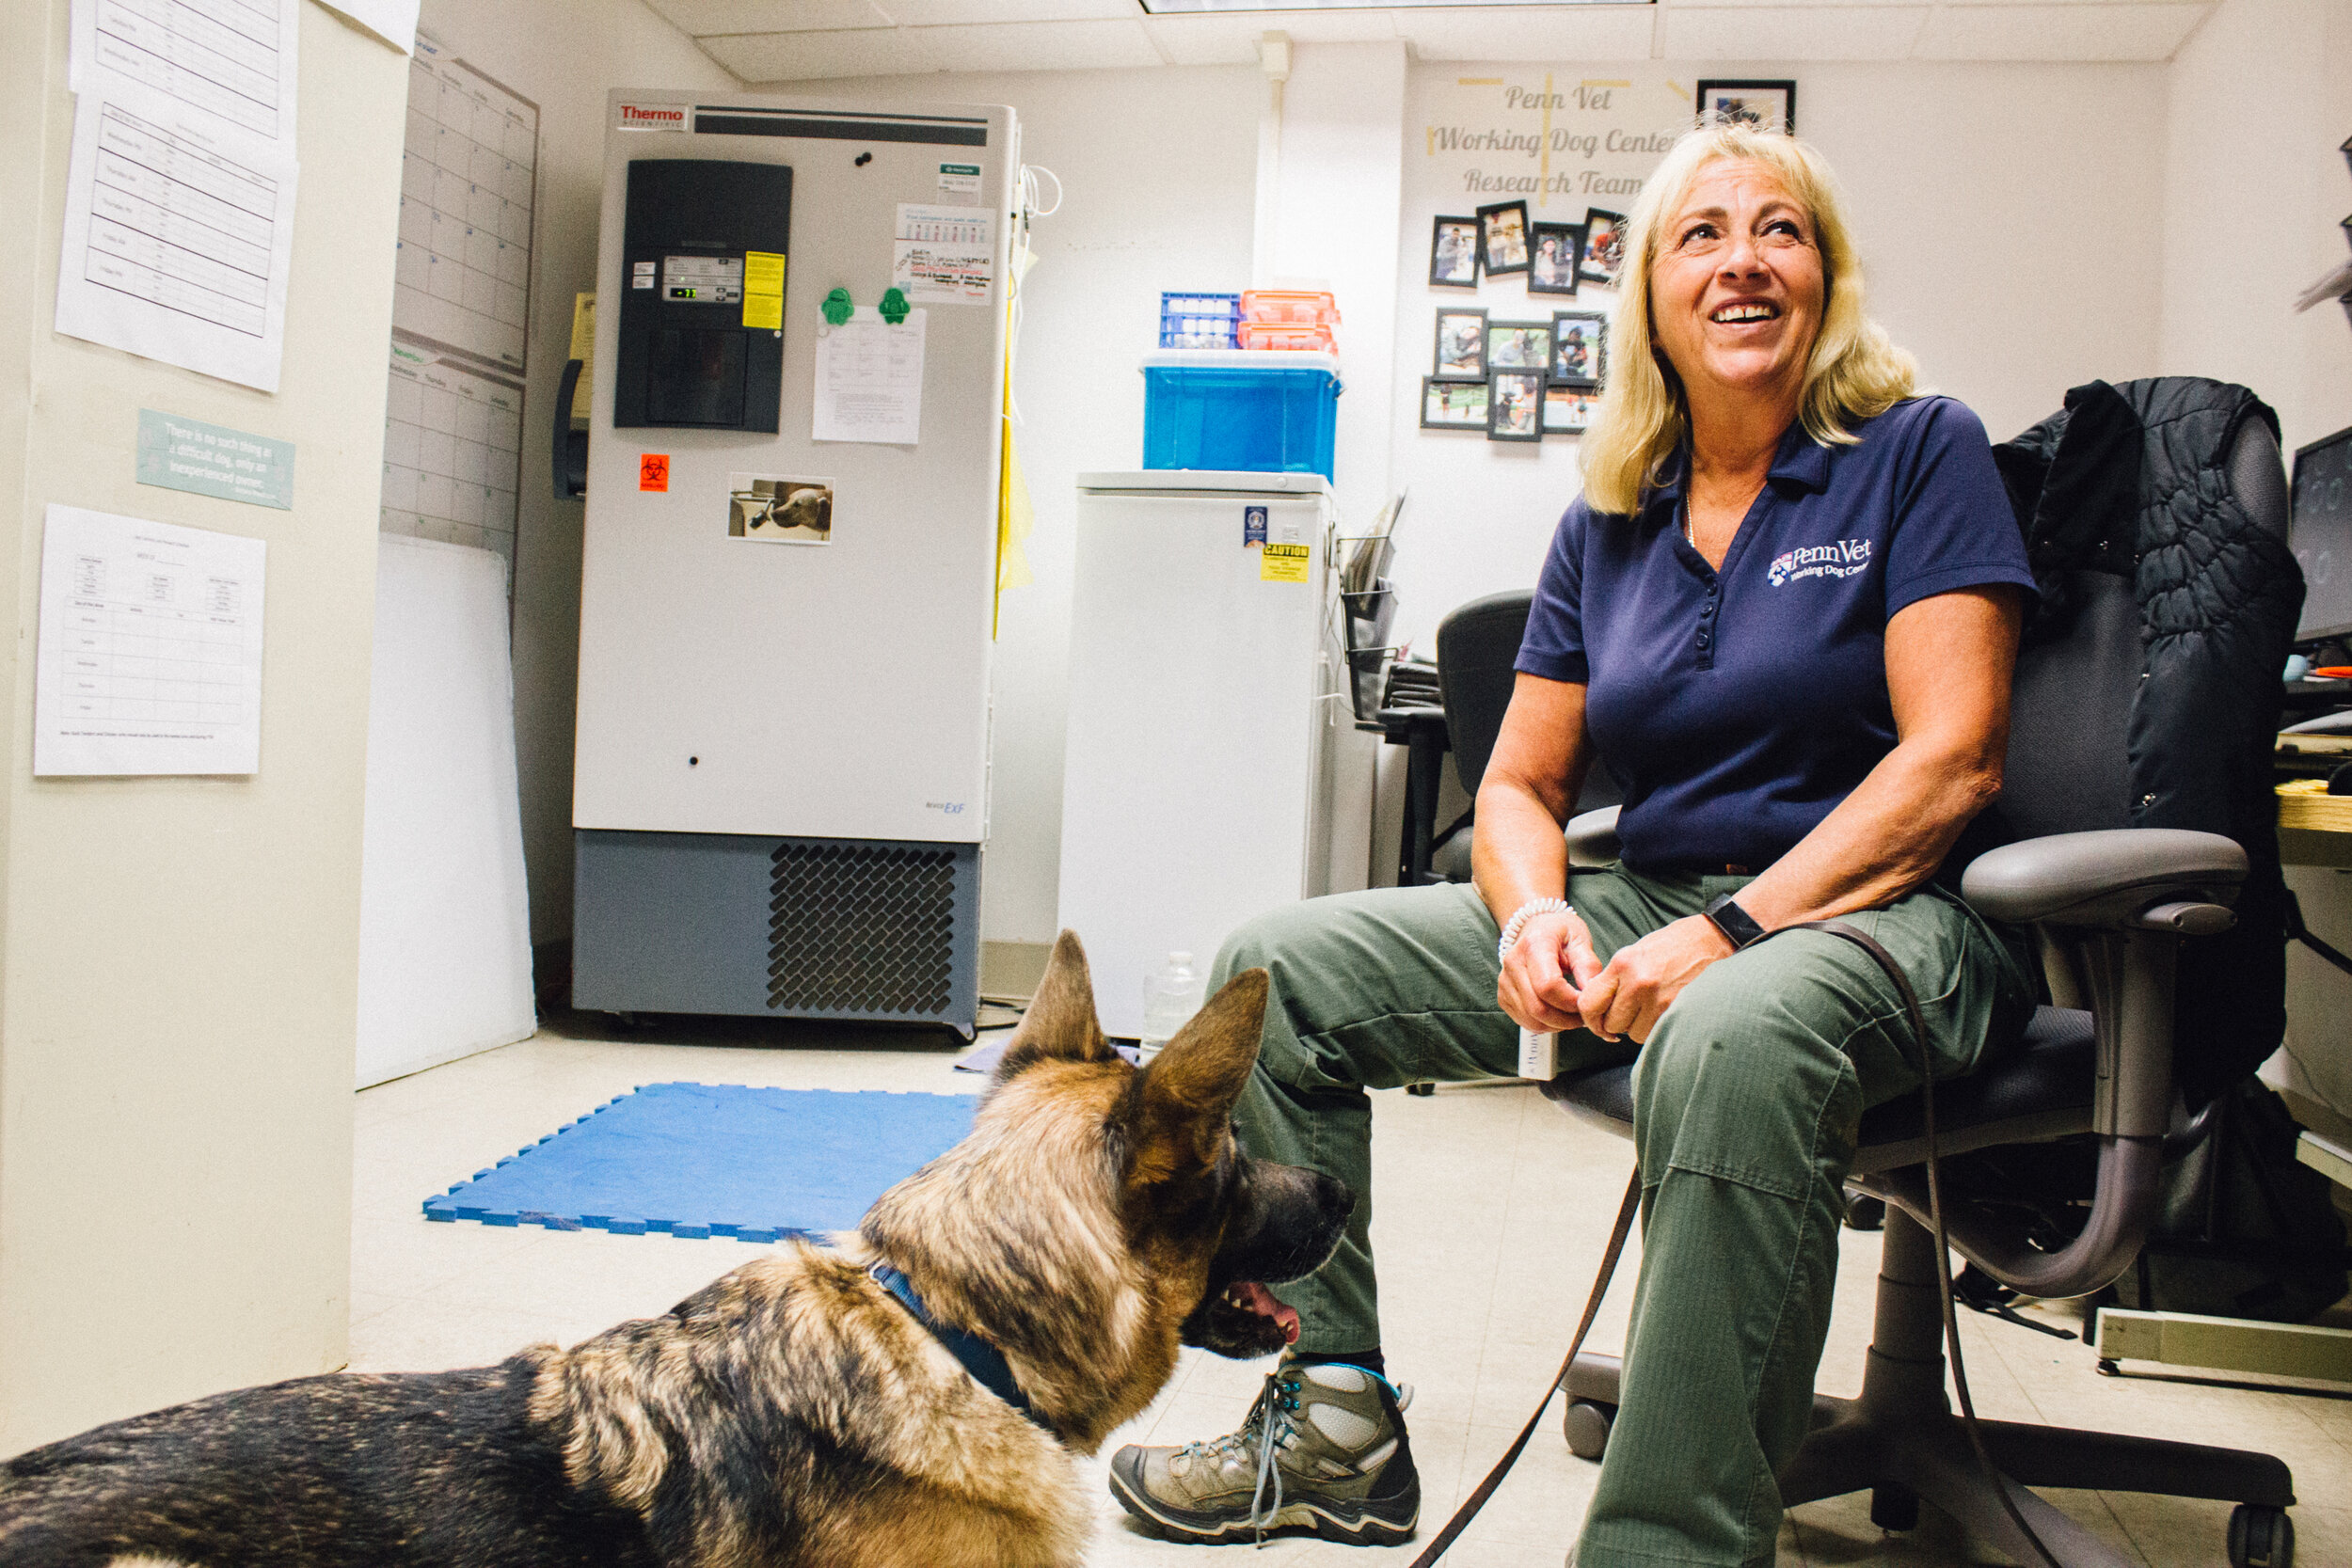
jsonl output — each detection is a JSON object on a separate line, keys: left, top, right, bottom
{"left": 1172, "top": 1369, "right": 1299, "bottom": 1546}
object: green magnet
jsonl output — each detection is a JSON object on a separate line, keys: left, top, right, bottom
{"left": 821, "top": 287, "right": 853, "bottom": 326}
{"left": 879, "top": 288, "right": 911, "bottom": 325}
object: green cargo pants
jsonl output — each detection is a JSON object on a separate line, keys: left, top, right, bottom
{"left": 1211, "top": 866, "right": 2036, "bottom": 1568}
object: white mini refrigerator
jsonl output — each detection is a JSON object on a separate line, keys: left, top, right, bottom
{"left": 1059, "top": 471, "right": 1355, "bottom": 1038}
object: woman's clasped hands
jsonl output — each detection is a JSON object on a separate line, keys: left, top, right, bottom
{"left": 1500, "top": 910, "right": 1738, "bottom": 1045}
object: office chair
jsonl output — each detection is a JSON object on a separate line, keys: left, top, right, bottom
{"left": 1427, "top": 591, "right": 1617, "bottom": 884}
{"left": 1540, "top": 407, "right": 2299, "bottom": 1568}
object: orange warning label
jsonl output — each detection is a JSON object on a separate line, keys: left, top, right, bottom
{"left": 639, "top": 453, "right": 670, "bottom": 492}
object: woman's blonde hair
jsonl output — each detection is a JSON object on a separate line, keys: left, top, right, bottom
{"left": 1578, "top": 120, "right": 1917, "bottom": 515}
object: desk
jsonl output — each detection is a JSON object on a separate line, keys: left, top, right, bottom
{"left": 2276, "top": 733, "right": 2352, "bottom": 866}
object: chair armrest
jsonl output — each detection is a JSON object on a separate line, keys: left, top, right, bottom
{"left": 1565, "top": 805, "right": 1621, "bottom": 867}
{"left": 1959, "top": 829, "right": 2245, "bottom": 928}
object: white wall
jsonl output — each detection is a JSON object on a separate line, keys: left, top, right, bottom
{"left": 0, "top": 2, "right": 405, "bottom": 1453}
{"left": 408, "top": 0, "right": 738, "bottom": 949}
{"left": 1383, "top": 59, "right": 2173, "bottom": 662}
{"left": 2159, "top": 0, "right": 2352, "bottom": 458}
{"left": 752, "top": 62, "right": 1265, "bottom": 947}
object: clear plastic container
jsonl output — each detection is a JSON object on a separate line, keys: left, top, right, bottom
{"left": 1139, "top": 950, "right": 1206, "bottom": 1057}
{"left": 1239, "top": 322, "right": 1338, "bottom": 353}
{"left": 1242, "top": 289, "right": 1342, "bottom": 325}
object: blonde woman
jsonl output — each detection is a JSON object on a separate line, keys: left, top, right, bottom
{"left": 1109, "top": 123, "right": 2039, "bottom": 1567}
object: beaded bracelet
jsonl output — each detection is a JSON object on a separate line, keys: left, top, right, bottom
{"left": 1496, "top": 897, "right": 1572, "bottom": 967}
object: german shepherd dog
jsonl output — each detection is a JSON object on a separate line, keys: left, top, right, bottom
{"left": 0, "top": 932, "right": 1352, "bottom": 1568}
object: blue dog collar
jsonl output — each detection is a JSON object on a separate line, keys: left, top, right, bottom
{"left": 867, "top": 1261, "right": 1049, "bottom": 1431}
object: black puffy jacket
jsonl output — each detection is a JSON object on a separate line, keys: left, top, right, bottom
{"left": 1991, "top": 377, "right": 2302, "bottom": 1110}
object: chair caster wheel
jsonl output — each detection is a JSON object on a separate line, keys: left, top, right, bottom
{"left": 1869, "top": 1484, "right": 1918, "bottom": 1532}
{"left": 1842, "top": 1194, "right": 1885, "bottom": 1231}
{"left": 1562, "top": 1399, "right": 1614, "bottom": 1461}
{"left": 2229, "top": 1504, "right": 2293, "bottom": 1568}
{"left": 1406, "top": 1082, "right": 1436, "bottom": 1097}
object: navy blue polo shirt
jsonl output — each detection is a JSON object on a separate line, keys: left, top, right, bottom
{"left": 1518, "top": 395, "right": 2035, "bottom": 874}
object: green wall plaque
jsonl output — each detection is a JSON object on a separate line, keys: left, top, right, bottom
{"left": 135, "top": 409, "right": 294, "bottom": 511}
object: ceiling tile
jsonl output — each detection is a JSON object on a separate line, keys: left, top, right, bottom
{"left": 1137, "top": 15, "right": 1260, "bottom": 64}
{"left": 1656, "top": 6, "right": 1927, "bottom": 58}
{"left": 647, "top": 0, "right": 893, "bottom": 34}
{"left": 701, "top": 27, "right": 944, "bottom": 77}
{"left": 1915, "top": 3, "right": 2210, "bottom": 59}
{"left": 883, "top": 0, "right": 1140, "bottom": 25}
{"left": 1400, "top": 7, "right": 1659, "bottom": 61}
{"left": 1142, "top": 9, "right": 1398, "bottom": 66}
{"left": 908, "top": 17, "right": 1168, "bottom": 69}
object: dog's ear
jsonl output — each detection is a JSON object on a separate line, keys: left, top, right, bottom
{"left": 994, "top": 929, "right": 1117, "bottom": 1080}
{"left": 1124, "top": 968, "right": 1267, "bottom": 1181}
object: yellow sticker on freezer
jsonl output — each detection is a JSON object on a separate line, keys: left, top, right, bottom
{"left": 1261, "top": 543, "right": 1310, "bottom": 583}
{"left": 743, "top": 250, "right": 787, "bottom": 330}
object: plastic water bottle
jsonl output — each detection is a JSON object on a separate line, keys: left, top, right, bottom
{"left": 1138, "top": 951, "right": 1206, "bottom": 1059}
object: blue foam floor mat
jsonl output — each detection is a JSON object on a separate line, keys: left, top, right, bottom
{"left": 422, "top": 1083, "right": 976, "bottom": 1242}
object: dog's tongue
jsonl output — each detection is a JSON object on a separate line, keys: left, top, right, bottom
{"left": 1235, "top": 1281, "right": 1300, "bottom": 1344}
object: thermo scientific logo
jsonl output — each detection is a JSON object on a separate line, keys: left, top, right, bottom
{"left": 616, "top": 103, "right": 688, "bottom": 132}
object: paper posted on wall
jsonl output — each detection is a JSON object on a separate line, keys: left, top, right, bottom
{"left": 893, "top": 204, "right": 994, "bottom": 305}
{"left": 813, "top": 309, "right": 926, "bottom": 446}
{"left": 71, "top": 0, "right": 302, "bottom": 151}
{"left": 54, "top": 84, "right": 300, "bottom": 393}
{"left": 35, "top": 504, "right": 267, "bottom": 778}
{"left": 317, "top": 0, "right": 421, "bottom": 53}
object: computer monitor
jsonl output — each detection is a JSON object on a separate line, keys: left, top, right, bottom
{"left": 2291, "top": 424, "right": 2352, "bottom": 642}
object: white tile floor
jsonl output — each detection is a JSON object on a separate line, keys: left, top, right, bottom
{"left": 353, "top": 1015, "right": 2352, "bottom": 1567}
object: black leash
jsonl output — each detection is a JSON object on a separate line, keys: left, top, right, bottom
{"left": 1408, "top": 919, "right": 2060, "bottom": 1568}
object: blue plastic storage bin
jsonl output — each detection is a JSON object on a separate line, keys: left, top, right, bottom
{"left": 1158, "top": 292, "right": 1242, "bottom": 349}
{"left": 1141, "top": 351, "right": 1342, "bottom": 481}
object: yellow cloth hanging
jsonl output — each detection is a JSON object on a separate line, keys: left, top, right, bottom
{"left": 993, "top": 256, "right": 1038, "bottom": 640}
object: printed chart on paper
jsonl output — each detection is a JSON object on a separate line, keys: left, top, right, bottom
{"left": 70, "top": 100, "right": 290, "bottom": 353}
{"left": 73, "top": 0, "right": 300, "bottom": 148}
{"left": 380, "top": 33, "right": 536, "bottom": 567}
{"left": 381, "top": 337, "right": 523, "bottom": 560}
{"left": 35, "top": 503, "right": 266, "bottom": 778}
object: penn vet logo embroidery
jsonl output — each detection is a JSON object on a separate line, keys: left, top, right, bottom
{"left": 1768, "top": 538, "right": 1872, "bottom": 586}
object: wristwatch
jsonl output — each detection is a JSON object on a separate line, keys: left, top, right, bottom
{"left": 1701, "top": 893, "right": 1768, "bottom": 951}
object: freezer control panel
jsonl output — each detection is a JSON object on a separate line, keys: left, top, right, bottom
{"left": 613, "top": 158, "right": 790, "bottom": 434}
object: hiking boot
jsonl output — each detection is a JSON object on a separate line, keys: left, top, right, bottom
{"left": 1107, "top": 1362, "right": 1420, "bottom": 1545}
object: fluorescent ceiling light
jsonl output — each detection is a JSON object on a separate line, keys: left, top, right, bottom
{"left": 1142, "top": 0, "right": 1647, "bottom": 11}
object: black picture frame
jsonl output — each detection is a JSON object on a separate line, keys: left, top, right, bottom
{"left": 1487, "top": 371, "right": 1545, "bottom": 442}
{"left": 2341, "top": 132, "right": 2351, "bottom": 179}
{"left": 1430, "top": 215, "right": 1480, "bottom": 288}
{"left": 1486, "top": 320, "right": 1552, "bottom": 375}
{"left": 1435, "top": 308, "right": 1487, "bottom": 377}
{"left": 1544, "top": 385, "right": 1597, "bottom": 435}
{"left": 1528, "top": 222, "right": 1583, "bottom": 296}
{"left": 1421, "top": 376, "right": 1490, "bottom": 431}
{"left": 1478, "top": 199, "right": 1531, "bottom": 277}
{"left": 1695, "top": 78, "right": 1797, "bottom": 135}
{"left": 1580, "top": 208, "right": 1627, "bottom": 287}
{"left": 1549, "top": 310, "right": 1607, "bottom": 389}
{"left": 2341, "top": 213, "right": 2352, "bottom": 255}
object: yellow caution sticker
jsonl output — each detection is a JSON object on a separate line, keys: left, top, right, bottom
{"left": 1261, "top": 542, "right": 1310, "bottom": 583}
{"left": 743, "top": 250, "right": 787, "bottom": 329}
